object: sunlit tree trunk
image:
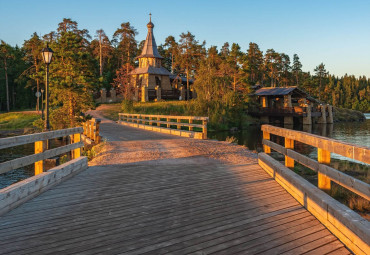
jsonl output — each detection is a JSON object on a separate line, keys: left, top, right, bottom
{"left": 99, "top": 33, "right": 103, "bottom": 77}
{"left": 4, "top": 58, "right": 9, "bottom": 112}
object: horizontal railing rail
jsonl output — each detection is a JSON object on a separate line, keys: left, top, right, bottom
{"left": 262, "top": 124, "right": 369, "bottom": 164}
{"left": 118, "top": 113, "right": 208, "bottom": 139}
{"left": 0, "top": 127, "right": 83, "bottom": 176}
{"left": 259, "top": 124, "right": 370, "bottom": 254}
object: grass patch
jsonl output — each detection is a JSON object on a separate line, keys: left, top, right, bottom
{"left": 0, "top": 112, "right": 41, "bottom": 130}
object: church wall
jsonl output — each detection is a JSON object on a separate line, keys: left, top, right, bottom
{"left": 161, "top": 76, "right": 171, "bottom": 90}
{"left": 148, "top": 75, "right": 156, "bottom": 89}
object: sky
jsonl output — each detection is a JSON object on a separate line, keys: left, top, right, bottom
{"left": 1, "top": 0, "right": 369, "bottom": 78}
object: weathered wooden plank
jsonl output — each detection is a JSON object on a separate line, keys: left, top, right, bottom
{"left": 0, "top": 196, "right": 298, "bottom": 254}
{"left": 261, "top": 124, "right": 370, "bottom": 164}
{"left": 0, "top": 190, "right": 294, "bottom": 252}
{"left": 198, "top": 219, "right": 324, "bottom": 254}
{"left": 0, "top": 127, "right": 83, "bottom": 150}
{"left": 0, "top": 142, "right": 83, "bottom": 174}
{"left": 2, "top": 173, "right": 277, "bottom": 225}
{"left": 286, "top": 149, "right": 319, "bottom": 171}
{"left": 0, "top": 186, "right": 287, "bottom": 241}
{"left": 133, "top": 208, "right": 308, "bottom": 255}
{"left": 253, "top": 229, "right": 332, "bottom": 255}
{"left": 302, "top": 240, "right": 348, "bottom": 255}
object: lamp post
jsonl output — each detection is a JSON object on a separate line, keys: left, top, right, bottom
{"left": 40, "top": 89, "right": 44, "bottom": 120}
{"left": 41, "top": 44, "right": 53, "bottom": 131}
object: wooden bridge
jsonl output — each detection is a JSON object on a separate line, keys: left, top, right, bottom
{"left": 0, "top": 112, "right": 369, "bottom": 254}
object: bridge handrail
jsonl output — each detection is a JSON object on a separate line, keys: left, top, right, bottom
{"left": 83, "top": 118, "right": 101, "bottom": 143}
{"left": 262, "top": 124, "right": 369, "bottom": 164}
{"left": 0, "top": 127, "right": 83, "bottom": 176}
{"left": 0, "top": 127, "right": 82, "bottom": 150}
{"left": 118, "top": 113, "right": 209, "bottom": 121}
{"left": 118, "top": 113, "right": 208, "bottom": 139}
{"left": 261, "top": 124, "right": 370, "bottom": 200}
{"left": 259, "top": 125, "right": 370, "bottom": 254}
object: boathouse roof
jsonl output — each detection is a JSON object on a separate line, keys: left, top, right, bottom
{"left": 254, "top": 86, "right": 299, "bottom": 96}
{"left": 254, "top": 86, "right": 320, "bottom": 103}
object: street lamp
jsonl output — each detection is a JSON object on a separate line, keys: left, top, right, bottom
{"left": 41, "top": 44, "right": 53, "bottom": 131}
{"left": 40, "top": 89, "right": 44, "bottom": 120}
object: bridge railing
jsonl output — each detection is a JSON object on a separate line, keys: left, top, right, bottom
{"left": 0, "top": 128, "right": 87, "bottom": 215}
{"left": 259, "top": 124, "right": 369, "bottom": 254}
{"left": 83, "top": 118, "right": 101, "bottom": 144}
{"left": 118, "top": 113, "right": 208, "bottom": 139}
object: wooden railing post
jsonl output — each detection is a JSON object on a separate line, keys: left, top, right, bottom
{"left": 83, "top": 122, "right": 87, "bottom": 136}
{"left": 177, "top": 118, "right": 181, "bottom": 129}
{"left": 285, "top": 138, "right": 294, "bottom": 168}
{"left": 167, "top": 118, "right": 170, "bottom": 128}
{"left": 203, "top": 119, "right": 208, "bottom": 139}
{"left": 34, "top": 140, "right": 45, "bottom": 175}
{"left": 72, "top": 133, "right": 81, "bottom": 159}
{"left": 263, "top": 131, "right": 271, "bottom": 153}
{"left": 94, "top": 119, "right": 101, "bottom": 143}
{"left": 189, "top": 119, "right": 194, "bottom": 131}
{"left": 90, "top": 120, "right": 95, "bottom": 139}
{"left": 157, "top": 117, "right": 160, "bottom": 126}
{"left": 318, "top": 148, "right": 331, "bottom": 191}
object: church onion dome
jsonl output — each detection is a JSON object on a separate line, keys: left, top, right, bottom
{"left": 147, "top": 21, "right": 154, "bottom": 29}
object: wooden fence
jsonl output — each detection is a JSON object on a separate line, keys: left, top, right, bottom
{"left": 259, "top": 124, "right": 369, "bottom": 254}
{"left": 0, "top": 127, "right": 87, "bottom": 215}
{"left": 83, "top": 118, "right": 101, "bottom": 144}
{"left": 118, "top": 113, "right": 208, "bottom": 139}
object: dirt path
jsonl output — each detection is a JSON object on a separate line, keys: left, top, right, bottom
{"left": 87, "top": 107, "right": 258, "bottom": 167}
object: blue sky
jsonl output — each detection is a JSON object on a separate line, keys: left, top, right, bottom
{"left": 1, "top": 0, "right": 369, "bottom": 77}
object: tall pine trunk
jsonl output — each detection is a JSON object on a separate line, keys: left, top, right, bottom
{"left": 69, "top": 93, "right": 75, "bottom": 127}
{"left": 186, "top": 68, "right": 190, "bottom": 100}
{"left": 36, "top": 60, "right": 40, "bottom": 112}
{"left": 4, "top": 58, "right": 9, "bottom": 112}
{"left": 99, "top": 34, "right": 103, "bottom": 77}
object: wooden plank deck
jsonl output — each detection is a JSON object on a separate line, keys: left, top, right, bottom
{"left": 0, "top": 114, "right": 351, "bottom": 254}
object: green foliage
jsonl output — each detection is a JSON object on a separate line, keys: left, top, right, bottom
{"left": 0, "top": 112, "right": 40, "bottom": 130}
{"left": 48, "top": 18, "right": 96, "bottom": 128}
{"left": 121, "top": 99, "right": 134, "bottom": 113}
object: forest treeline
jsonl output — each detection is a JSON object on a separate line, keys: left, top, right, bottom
{"left": 0, "top": 18, "right": 369, "bottom": 127}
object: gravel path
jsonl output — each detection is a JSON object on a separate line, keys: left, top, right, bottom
{"left": 87, "top": 108, "right": 257, "bottom": 167}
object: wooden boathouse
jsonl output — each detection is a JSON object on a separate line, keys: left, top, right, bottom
{"left": 254, "top": 86, "right": 334, "bottom": 125}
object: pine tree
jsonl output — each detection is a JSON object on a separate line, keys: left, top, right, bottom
{"left": 48, "top": 19, "right": 96, "bottom": 128}
{"left": 23, "top": 32, "right": 44, "bottom": 112}
{"left": 246, "top": 42, "right": 263, "bottom": 84}
{"left": 178, "top": 32, "right": 205, "bottom": 100}
{"left": 314, "top": 63, "right": 328, "bottom": 101}
{"left": 292, "top": 54, "right": 302, "bottom": 86}
{"left": 113, "top": 22, "right": 138, "bottom": 74}
{"left": 0, "top": 41, "right": 14, "bottom": 112}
